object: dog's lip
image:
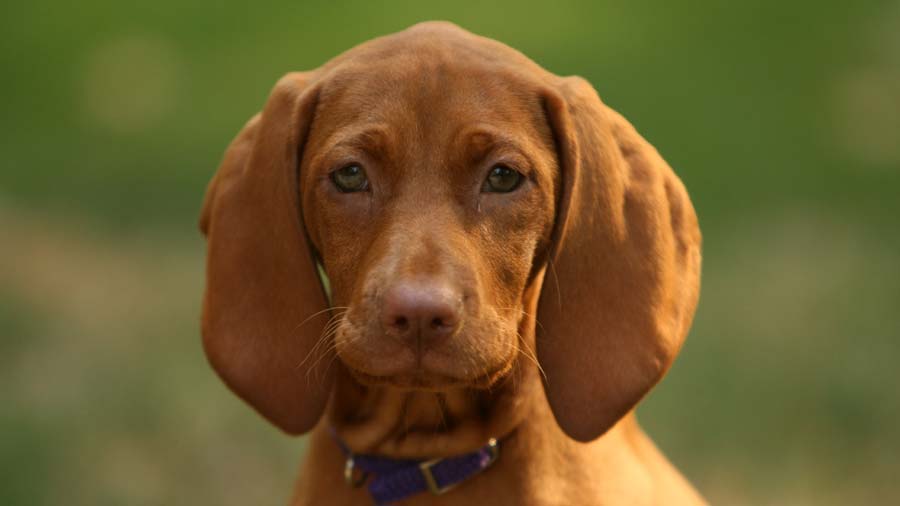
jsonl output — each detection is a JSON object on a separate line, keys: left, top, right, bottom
{"left": 336, "top": 345, "right": 475, "bottom": 389}
{"left": 339, "top": 351, "right": 468, "bottom": 389}
{"left": 345, "top": 367, "right": 468, "bottom": 390}
{"left": 333, "top": 324, "right": 519, "bottom": 390}
{"left": 340, "top": 355, "right": 515, "bottom": 391}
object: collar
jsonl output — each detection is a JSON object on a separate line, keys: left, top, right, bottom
{"left": 331, "top": 430, "right": 500, "bottom": 505}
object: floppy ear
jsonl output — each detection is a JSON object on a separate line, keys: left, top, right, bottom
{"left": 538, "top": 77, "right": 702, "bottom": 442}
{"left": 199, "top": 72, "right": 333, "bottom": 435}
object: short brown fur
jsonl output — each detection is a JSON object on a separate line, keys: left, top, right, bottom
{"left": 200, "top": 21, "right": 704, "bottom": 505}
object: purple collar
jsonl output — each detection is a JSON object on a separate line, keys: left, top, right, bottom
{"left": 332, "top": 432, "right": 500, "bottom": 505}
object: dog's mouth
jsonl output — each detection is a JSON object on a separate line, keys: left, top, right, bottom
{"left": 343, "top": 359, "right": 515, "bottom": 391}
{"left": 345, "top": 367, "right": 465, "bottom": 390}
{"left": 330, "top": 306, "right": 522, "bottom": 392}
{"left": 334, "top": 333, "right": 518, "bottom": 392}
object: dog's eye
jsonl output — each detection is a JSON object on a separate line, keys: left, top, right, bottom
{"left": 482, "top": 165, "right": 524, "bottom": 193}
{"left": 330, "top": 164, "right": 369, "bottom": 193}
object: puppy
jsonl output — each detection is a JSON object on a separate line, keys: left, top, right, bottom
{"left": 200, "top": 21, "right": 704, "bottom": 505}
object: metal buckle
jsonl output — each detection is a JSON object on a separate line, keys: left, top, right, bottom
{"left": 343, "top": 456, "right": 369, "bottom": 488}
{"left": 419, "top": 438, "right": 500, "bottom": 495}
{"left": 419, "top": 457, "right": 454, "bottom": 495}
{"left": 486, "top": 437, "right": 499, "bottom": 463}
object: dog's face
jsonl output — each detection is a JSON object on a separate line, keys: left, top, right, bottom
{"left": 300, "top": 55, "right": 558, "bottom": 389}
{"left": 200, "top": 22, "right": 701, "bottom": 441}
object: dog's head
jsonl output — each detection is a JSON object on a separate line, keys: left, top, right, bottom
{"left": 200, "top": 22, "right": 701, "bottom": 442}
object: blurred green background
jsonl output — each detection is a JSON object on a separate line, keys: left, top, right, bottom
{"left": 2, "top": 0, "right": 899, "bottom": 504}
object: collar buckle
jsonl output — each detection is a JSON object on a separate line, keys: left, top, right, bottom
{"left": 419, "top": 438, "right": 499, "bottom": 495}
{"left": 343, "top": 456, "right": 369, "bottom": 488}
{"left": 419, "top": 457, "right": 455, "bottom": 495}
{"left": 486, "top": 437, "right": 499, "bottom": 462}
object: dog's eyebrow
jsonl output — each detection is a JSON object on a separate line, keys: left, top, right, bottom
{"left": 322, "top": 125, "right": 395, "bottom": 161}
{"left": 461, "top": 128, "right": 530, "bottom": 165}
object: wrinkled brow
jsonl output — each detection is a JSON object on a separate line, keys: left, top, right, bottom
{"left": 460, "top": 127, "right": 531, "bottom": 166}
{"left": 321, "top": 125, "right": 396, "bottom": 162}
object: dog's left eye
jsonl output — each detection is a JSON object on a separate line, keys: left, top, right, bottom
{"left": 330, "top": 164, "right": 369, "bottom": 193}
{"left": 482, "top": 165, "right": 524, "bottom": 193}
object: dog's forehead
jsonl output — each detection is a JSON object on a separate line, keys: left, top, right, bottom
{"left": 314, "top": 23, "right": 552, "bottom": 133}
{"left": 321, "top": 62, "right": 537, "bottom": 123}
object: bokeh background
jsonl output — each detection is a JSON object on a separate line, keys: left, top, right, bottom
{"left": 3, "top": 1, "right": 899, "bottom": 504}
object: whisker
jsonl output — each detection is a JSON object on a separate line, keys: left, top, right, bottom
{"left": 496, "top": 306, "right": 546, "bottom": 334}
{"left": 307, "top": 320, "right": 364, "bottom": 384}
{"left": 515, "top": 330, "right": 547, "bottom": 382}
{"left": 306, "top": 324, "right": 345, "bottom": 373}
{"left": 548, "top": 257, "right": 563, "bottom": 311}
{"left": 297, "top": 309, "right": 348, "bottom": 371}
{"left": 293, "top": 306, "right": 350, "bottom": 333}
{"left": 306, "top": 334, "right": 344, "bottom": 385}
{"left": 303, "top": 308, "right": 347, "bottom": 343}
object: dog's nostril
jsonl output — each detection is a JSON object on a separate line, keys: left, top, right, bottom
{"left": 430, "top": 317, "right": 444, "bottom": 329}
{"left": 394, "top": 316, "right": 409, "bottom": 330}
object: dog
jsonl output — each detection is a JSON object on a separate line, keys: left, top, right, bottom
{"left": 200, "top": 21, "right": 704, "bottom": 505}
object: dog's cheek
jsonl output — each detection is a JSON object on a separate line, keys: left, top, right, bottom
{"left": 314, "top": 196, "right": 379, "bottom": 305}
{"left": 480, "top": 213, "right": 542, "bottom": 307}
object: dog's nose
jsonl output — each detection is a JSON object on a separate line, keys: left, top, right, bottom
{"left": 381, "top": 280, "right": 462, "bottom": 347}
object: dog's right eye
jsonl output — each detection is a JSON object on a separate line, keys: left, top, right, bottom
{"left": 482, "top": 165, "right": 524, "bottom": 193}
{"left": 330, "top": 164, "right": 370, "bottom": 193}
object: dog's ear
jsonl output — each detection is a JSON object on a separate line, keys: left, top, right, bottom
{"left": 538, "top": 77, "right": 702, "bottom": 442}
{"left": 199, "top": 72, "right": 332, "bottom": 435}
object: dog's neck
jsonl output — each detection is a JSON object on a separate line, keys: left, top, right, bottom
{"left": 296, "top": 368, "right": 676, "bottom": 506}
